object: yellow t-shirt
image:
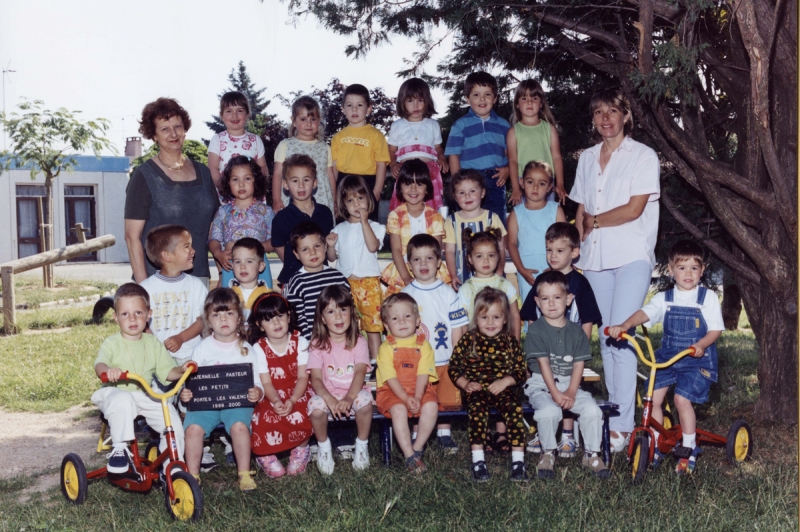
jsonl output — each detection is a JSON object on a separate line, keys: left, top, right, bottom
{"left": 375, "top": 335, "right": 438, "bottom": 387}
{"left": 331, "top": 124, "right": 390, "bottom": 175}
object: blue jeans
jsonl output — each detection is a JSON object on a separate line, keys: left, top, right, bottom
{"left": 479, "top": 169, "right": 507, "bottom": 225}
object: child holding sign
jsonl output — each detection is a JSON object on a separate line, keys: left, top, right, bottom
{"left": 179, "top": 288, "right": 264, "bottom": 491}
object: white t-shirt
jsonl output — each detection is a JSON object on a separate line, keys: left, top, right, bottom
{"left": 402, "top": 280, "right": 469, "bottom": 365}
{"left": 408, "top": 211, "right": 426, "bottom": 236}
{"left": 570, "top": 136, "right": 660, "bottom": 271}
{"left": 387, "top": 118, "right": 442, "bottom": 160}
{"left": 253, "top": 335, "right": 310, "bottom": 374}
{"left": 641, "top": 287, "right": 724, "bottom": 331}
{"left": 140, "top": 272, "right": 208, "bottom": 364}
{"left": 208, "top": 131, "right": 266, "bottom": 173}
{"left": 332, "top": 220, "right": 387, "bottom": 278}
{"left": 191, "top": 336, "right": 263, "bottom": 390}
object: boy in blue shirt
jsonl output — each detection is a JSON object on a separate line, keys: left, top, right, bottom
{"left": 445, "top": 72, "right": 512, "bottom": 224}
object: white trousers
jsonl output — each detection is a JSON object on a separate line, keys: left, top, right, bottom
{"left": 525, "top": 373, "right": 603, "bottom": 453}
{"left": 92, "top": 387, "right": 185, "bottom": 458}
{"left": 584, "top": 260, "right": 652, "bottom": 432}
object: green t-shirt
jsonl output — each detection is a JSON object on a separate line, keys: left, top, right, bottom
{"left": 524, "top": 319, "right": 591, "bottom": 377}
{"left": 94, "top": 333, "right": 177, "bottom": 392}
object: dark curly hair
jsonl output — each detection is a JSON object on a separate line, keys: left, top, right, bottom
{"left": 220, "top": 155, "right": 268, "bottom": 202}
{"left": 138, "top": 98, "right": 192, "bottom": 140}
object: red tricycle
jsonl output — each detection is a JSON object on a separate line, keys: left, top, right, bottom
{"left": 60, "top": 363, "right": 204, "bottom": 522}
{"left": 604, "top": 327, "right": 753, "bottom": 484}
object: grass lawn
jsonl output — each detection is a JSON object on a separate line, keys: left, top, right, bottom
{"left": 4, "top": 277, "right": 117, "bottom": 309}
{"left": 0, "top": 307, "right": 796, "bottom": 531}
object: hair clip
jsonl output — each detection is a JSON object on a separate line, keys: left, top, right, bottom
{"left": 253, "top": 291, "right": 289, "bottom": 309}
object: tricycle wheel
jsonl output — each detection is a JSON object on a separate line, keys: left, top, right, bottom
{"left": 60, "top": 453, "right": 88, "bottom": 504}
{"left": 164, "top": 470, "right": 203, "bottom": 522}
{"left": 144, "top": 441, "right": 160, "bottom": 463}
{"left": 662, "top": 410, "right": 675, "bottom": 430}
{"left": 630, "top": 434, "right": 650, "bottom": 485}
{"left": 726, "top": 420, "right": 753, "bottom": 466}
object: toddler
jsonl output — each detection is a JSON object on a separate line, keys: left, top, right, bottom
{"left": 307, "top": 285, "right": 374, "bottom": 474}
{"left": 448, "top": 288, "right": 528, "bottom": 482}
{"left": 229, "top": 238, "right": 272, "bottom": 322}
{"left": 608, "top": 240, "right": 723, "bottom": 475}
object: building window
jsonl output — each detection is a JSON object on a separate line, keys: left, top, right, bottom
{"left": 64, "top": 185, "right": 97, "bottom": 261}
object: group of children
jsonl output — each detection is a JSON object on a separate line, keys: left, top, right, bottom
{"left": 92, "top": 70, "right": 724, "bottom": 490}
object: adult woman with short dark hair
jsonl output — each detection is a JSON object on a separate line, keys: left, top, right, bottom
{"left": 124, "top": 98, "right": 219, "bottom": 285}
{"left": 570, "top": 89, "right": 660, "bottom": 452}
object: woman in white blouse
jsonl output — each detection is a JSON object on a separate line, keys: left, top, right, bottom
{"left": 570, "top": 89, "right": 660, "bottom": 452}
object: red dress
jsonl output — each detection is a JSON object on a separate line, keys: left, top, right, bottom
{"left": 251, "top": 332, "right": 313, "bottom": 455}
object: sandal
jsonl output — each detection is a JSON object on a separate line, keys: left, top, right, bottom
{"left": 493, "top": 432, "right": 511, "bottom": 455}
{"left": 484, "top": 430, "right": 495, "bottom": 455}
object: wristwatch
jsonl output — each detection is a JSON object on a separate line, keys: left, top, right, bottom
{"left": 593, "top": 216, "right": 600, "bottom": 229}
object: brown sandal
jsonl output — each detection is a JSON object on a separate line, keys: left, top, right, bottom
{"left": 484, "top": 430, "right": 495, "bottom": 455}
{"left": 493, "top": 432, "right": 511, "bottom": 455}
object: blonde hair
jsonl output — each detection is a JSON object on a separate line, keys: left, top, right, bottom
{"left": 380, "top": 293, "right": 420, "bottom": 325}
{"left": 470, "top": 287, "right": 512, "bottom": 337}
{"left": 202, "top": 288, "right": 248, "bottom": 356}
{"left": 589, "top": 88, "right": 633, "bottom": 143}
{"left": 289, "top": 96, "right": 323, "bottom": 140}
{"left": 511, "top": 80, "right": 557, "bottom": 128}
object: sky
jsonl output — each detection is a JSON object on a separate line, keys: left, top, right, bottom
{"left": 0, "top": 0, "right": 455, "bottom": 155}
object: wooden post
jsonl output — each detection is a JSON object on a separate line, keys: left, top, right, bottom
{"left": 73, "top": 223, "right": 87, "bottom": 243}
{"left": 1, "top": 267, "right": 16, "bottom": 334}
{"left": 36, "top": 197, "right": 50, "bottom": 287}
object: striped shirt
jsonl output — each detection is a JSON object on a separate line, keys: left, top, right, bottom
{"left": 444, "top": 109, "right": 510, "bottom": 170}
{"left": 283, "top": 266, "right": 351, "bottom": 339}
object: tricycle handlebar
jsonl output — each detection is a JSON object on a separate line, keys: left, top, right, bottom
{"left": 99, "top": 362, "right": 197, "bottom": 400}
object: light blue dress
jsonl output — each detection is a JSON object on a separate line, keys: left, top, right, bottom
{"left": 513, "top": 201, "right": 558, "bottom": 303}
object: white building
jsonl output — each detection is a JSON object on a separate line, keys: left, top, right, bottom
{"left": 0, "top": 155, "right": 131, "bottom": 264}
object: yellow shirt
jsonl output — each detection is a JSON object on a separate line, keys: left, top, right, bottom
{"left": 375, "top": 335, "right": 438, "bottom": 387}
{"left": 331, "top": 124, "right": 390, "bottom": 175}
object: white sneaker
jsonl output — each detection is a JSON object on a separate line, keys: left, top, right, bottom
{"left": 336, "top": 444, "right": 355, "bottom": 460}
{"left": 107, "top": 445, "right": 133, "bottom": 474}
{"left": 316, "top": 446, "right": 335, "bottom": 475}
{"left": 200, "top": 446, "right": 218, "bottom": 473}
{"left": 352, "top": 445, "right": 370, "bottom": 471}
{"left": 609, "top": 431, "right": 630, "bottom": 453}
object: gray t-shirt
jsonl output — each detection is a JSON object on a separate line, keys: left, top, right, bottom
{"left": 124, "top": 159, "right": 219, "bottom": 278}
{"left": 524, "top": 318, "right": 592, "bottom": 377}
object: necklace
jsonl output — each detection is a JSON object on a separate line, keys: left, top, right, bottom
{"left": 157, "top": 151, "right": 186, "bottom": 171}
{"left": 408, "top": 120, "right": 424, "bottom": 141}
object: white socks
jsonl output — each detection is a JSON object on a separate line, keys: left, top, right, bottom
{"left": 437, "top": 428, "right": 451, "bottom": 437}
{"left": 318, "top": 438, "right": 332, "bottom": 451}
{"left": 511, "top": 451, "right": 524, "bottom": 463}
{"left": 472, "top": 450, "right": 485, "bottom": 463}
{"left": 682, "top": 432, "right": 696, "bottom": 449}
{"left": 355, "top": 438, "right": 368, "bottom": 449}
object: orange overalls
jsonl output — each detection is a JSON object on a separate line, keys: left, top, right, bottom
{"left": 376, "top": 334, "right": 438, "bottom": 417}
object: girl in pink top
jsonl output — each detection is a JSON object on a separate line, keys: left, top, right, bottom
{"left": 306, "top": 285, "right": 373, "bottom": 474}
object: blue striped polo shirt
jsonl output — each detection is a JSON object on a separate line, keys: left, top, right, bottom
{"left": 445, "top": 109, "right": 510, "bottom": 171}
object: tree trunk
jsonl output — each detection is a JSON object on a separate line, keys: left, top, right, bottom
{"left": 43, "top": 176, "right": 54, "bottom": 288}
{"left": 721, "top": 281, "right": 743, "bottom": 331}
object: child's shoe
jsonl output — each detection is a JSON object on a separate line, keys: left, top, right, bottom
{"left": 107, "top": 445, "right": 133, "bottom": 474}
{"left": 238, "top": 471, "right": 257, "bottom": 491}
{"left": 675, "top": 446, "right": 702, "bottom": 475}
{"left": 651, "top": 449, "right": 666, "bottom": 470}
{"left": 510, "top": 461, "right": 529, "bottom": 482}
{"left": 438, "top": 435, "right": 459, "bottom": 454}
{"left": 316, "top": 446, "right": 335, "bottom": 475}
{"left": 200, "top": 446, "right": 218, "bottom": 473}
{"left": 582, "top": 452, "right": 612, "bottom": 479}
{"left": 221, "top": 436, "right": 235, "bottom": 466}
{"left": 287, "top": 446, "right": 311, "bottom": 476}
{"left": 352, "top": 444, "right": 370, "bottom": 471}
{"left": 405, "top": 451, "right": 427, "bottom": 476}
{"left": 609, "top": 431, "right": 630, "bottom": 453}
{"left": 472, "top": 460, "right": 490, "bottom": 482}
{"left": 526, "top": 434, "right": 542, "bottom": 454}
{"left": 336, "top": 444, "right": 355, "bottom": 460}
{"left": 537, "top": 451, "right": 556, "bottom": 480}
{"left": 558, "top": 438, "right": 578, "bottom": 458}
{"left": 256, "top": 455, "right": 286, "bottom": 478}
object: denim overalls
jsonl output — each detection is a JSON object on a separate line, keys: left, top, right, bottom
{"left": 652, "top": 287, "right": 718, "bottom": 403}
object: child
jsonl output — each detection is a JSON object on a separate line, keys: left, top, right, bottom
{"left": 445, "top": 72, "right": 511, "bottom": 224}
{"left": 401, "top": 234, "right": 469, "bottom": 453}
{"left": 140, "top": 224, "right": 207, "bottom": 365}
{"left": 331, "top": 83, "right": 391, "bottom": 221}
{"left": 387, "top": 78, "right": 447, "bottom": 211}
{"left": 327, "top": 175, "right": 386, "bottom": 362}
{"left": 448, "top": 288, "right": 528, "bottom": 482}
{"left": 458, "top": 228, "right": 520, "bottom": 340}
{"left": 92, "top": 283, "right": 191, "bottom": 474}
{"left": 208, "top": 91, "right": 269, "bottom": 189}
{"left": 608, "top": 240, "right": 723, "bottom": 475}
{"left": 179, "top": 288, "right": 264, "bottom": 491}
{"left": 283, "top": 221, "right": 351, "bottom": 340}
{"left": 520, "top": 222, "right": 602, "bottom": 457}
{"left": 381, "top": 159, "right": 450, "bottom": 295}
{"left": 208, "top": 155, "right": 275, "bottom": 289}
{"left": 375, "top": 293, "right": 439, "bottom": 475}
{"left": 272, "top": 96, "right": 337, "bottom": 214}
{"left": 247, "top": 293, "right": 314, "bottom": 477}
{"left": 524, "top": 271, "right": 611, "bottom": 480}
{"left": 444, "top": 170, "right": 507, "bottom": 289}
{"left": 507, "top": 161, "right": 566, "bottom": 303}
{"left": 506, "top": 80, "right": 566, "bottom": 204}
{"left": 270, "top": 154, "right": 336, "bottom": 286}
{"left": 229, "top": 238, "right": 272, "bottom": 322}
{"left": 307, "top": 285, "right": 374, "bottom": 474}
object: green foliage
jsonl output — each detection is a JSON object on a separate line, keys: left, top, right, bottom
{"left": 630, "top": 41, "right": 707, "bottom": 104}
{"left": 130, "top": 140, "right": 209, "bottom": 173}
